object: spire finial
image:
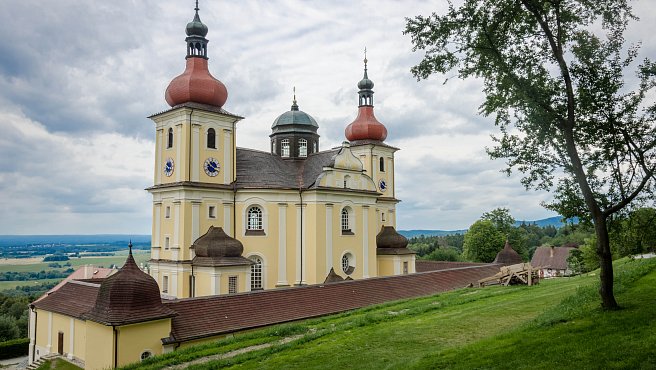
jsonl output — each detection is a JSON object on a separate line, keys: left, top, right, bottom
{"left": 195, "top": 0, "right": 199, "bottom": 12}
{"left": 128, "top": 240, "right": 133, "bottom": 255}
{"left": 364, "top": 47, "right": 368, "bottom": 68}
{"left": 291, "top": 86, "right": 299, "bottom": 111}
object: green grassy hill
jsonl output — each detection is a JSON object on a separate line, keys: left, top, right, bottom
{"left": 126, "top": 258, "right": 656, "bottom": 370}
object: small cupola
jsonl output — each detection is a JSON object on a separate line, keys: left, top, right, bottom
{"left": 165, "top": 1, "right": 228, "bottom": 108}
{"left": 376, "top": 226, "right": 415, "bottom": 255}
{"left": 345, "top": 50, "right": 388, "bottom": 142}
{"left": 191, "top": 226, "right": 254, "bottom": 267}
{"left": 84, "top": 243, "right": 176, "bottom": 326}
{"left": 270, "top": 88, "right": 320, "bottom": 159}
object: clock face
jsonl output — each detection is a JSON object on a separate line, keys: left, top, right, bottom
{"left": 164, "top": 158, "right": 174, "bottom": 177}
{"left": 379, "top": 179, "right": 387, "bottom": 192}
{"left": 204, "top": 157, "right": 220, "bottom": 177}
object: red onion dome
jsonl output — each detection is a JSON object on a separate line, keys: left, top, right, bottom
{"left": 345, "top": 106, "right": 387, "bottom": 141}
{"left": 165, "top": 58, "right": 228, "bottom": 108}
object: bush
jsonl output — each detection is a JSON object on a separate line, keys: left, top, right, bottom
{"left": 0, "top": 337, "right": 30, "bottom": 360}
{"left": 43, "top": 255, "right": 69, "bottom": 262}
{"left": 0, "top": 315, "right": 21, "bottom": 342}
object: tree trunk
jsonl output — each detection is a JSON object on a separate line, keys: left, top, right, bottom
{"left": 593, "top": 215, "right": 619, "bottom": 310}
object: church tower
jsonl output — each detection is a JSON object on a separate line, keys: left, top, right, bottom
{"left": 345, "top": 53, "right": 399, "bottom": 229}
{"left": 147, "top": 3, "right": 243, "bottom": 298}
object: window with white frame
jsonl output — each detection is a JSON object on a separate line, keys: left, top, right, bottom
{"left": 141, "top": 351, "right": 152, "bottom": 361}
{"left": 247, "top": 206, "right": 263, "bottom": 233}
{"left": 208, "top": 206, "right": 216, "bottom": 219}
{"left": 164, "top": 236, "right": 170, "bottom": 250}
{"left": 281, "top": 139, "right": 290, "bottom": 157}
{"left": 341, "top": 207, "right": 352, "bottom": 234}
{"left": 341, "top": 253, "right": 354, "bottom": 275}
{"left": 165, "top": 206, "right": 171, "bottom": 218}
{"left": 162, "top": 276, "right": 169, "bottom": 293}
{"left": 250, "top": 256, "right": 263, "bottom": 290}
{"left": 228, "top": 276, "right": 238, "bottom": 294}
{"left": 299, "top": 138, "right": 307, "bottom": 157}
{"left": 167, "top": 128, "right": 173, "bottom": 149}
{"left": 379, "top": 157, "right": 385, "bottom": 172}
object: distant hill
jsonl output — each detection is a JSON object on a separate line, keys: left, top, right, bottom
{"left": 400, "top": 216, "right": 578, "bottom": 238}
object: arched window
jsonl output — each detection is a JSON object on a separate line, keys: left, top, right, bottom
{"left": 281, "top": 139, "right": 290, "bottom": 157}
{"left": 341, "top": 207, "right": 352, "bottom": 234}
{"left": 167, "top": 128, "right": 173, "bottom": 149}
{"left": 379, "top": 157, "right": 385, "bottom": 172}
{"left": 272, "top": 140, "right": 276, "bottom": 153}
{"left": 343, "top": 175, "right": 350, "bottom": 189}
{"left": 250, "top": 256, "right": 263, "bottom": 290}
{"left": 207, "top": 128, "right": 216, "bottom": 149}
{"left": 341, "top": 253, "right": 354, "bottom": 275}
{"left": 299, "top": 139, "right": 307, "bottom": 157}
{"left": 313, "top": 141, "right": 318, "bottom": 153}
{"left": 247, "top": 206, "right": 263, "bottom": 231}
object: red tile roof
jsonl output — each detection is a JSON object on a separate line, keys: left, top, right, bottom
{"left": 31, "top": 280, "right": 100, "bottom": 318}
{"left": 531, "top": 246, "right": 576, "bottom": 270}
{"left": 164, "top": 264, "right": 501, "bottom": 343}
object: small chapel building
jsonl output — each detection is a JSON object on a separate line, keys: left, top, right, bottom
{"left": 146, "top": 4, "right": 415, "bottom": 299}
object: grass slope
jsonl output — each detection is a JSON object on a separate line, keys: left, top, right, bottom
{"left": 127, "top": 258, "right": 656, "bottom": 370}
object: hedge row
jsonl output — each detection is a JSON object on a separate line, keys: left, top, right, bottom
{"left": 0, "top": 337, "right": 29, "bottom": 360}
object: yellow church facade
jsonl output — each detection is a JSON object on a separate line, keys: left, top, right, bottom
{"left": 146, "top": 5, "right": 414, "bottom": 299}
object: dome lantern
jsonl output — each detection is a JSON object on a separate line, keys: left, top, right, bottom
{"left": 164, "top": 1, "right": 228, "bottom": 108}
{"left": 345, "top": 50, "right": 388, "bottom": 142}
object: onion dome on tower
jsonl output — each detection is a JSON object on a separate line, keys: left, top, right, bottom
{"left": 376, "top": 226, "right": 416, "bottom": 256}
{"left": 165, "top": 1, "right": 228, "bottom": 108}
{"left": 270, "top": 88, "right": 320, "bottom": 158}
{"left": 345, "top": 51, "right": 387, "bottom": 142}
{"left": 191, "top": 226, "right": 254, "bottom": 267}
{"left": 84, "top": 243, "right": 176, "bottom": 326}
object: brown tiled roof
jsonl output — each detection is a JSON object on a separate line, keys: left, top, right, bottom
{"left": 376, "top": 226, "right": 415, "bottom": 255}
{"left": 415, "top": 261, "right": 491, "bottom": 272}
{"left": 493, "top": 240, "right": 523, "bottom": 264}
{"left": 31, "top": 280, "right": 100, "bottom": 318}
{"left": 164, "top": 264, "right": 501, "bottom": 343}
{"left": 235, "top": 148, "right": 338, "bottom": 189}
{"left": 531, "top": 246, "right": 576, "bottom": 270}
{"left": 192, "top": 226, "right": 253, "bottom": 267}
{"left": 84, "top": 251, "right": 177, "bottom": 326}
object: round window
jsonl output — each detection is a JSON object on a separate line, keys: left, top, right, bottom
{"left": 341, "top": 253, "right": 354, "bottom": 275}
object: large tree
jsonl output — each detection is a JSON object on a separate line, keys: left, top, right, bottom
{"left": 405, "top": 0, "right": 656, "bottom": 309}
{"left": 463, "top": 219, "right": 505, "bottom": 262}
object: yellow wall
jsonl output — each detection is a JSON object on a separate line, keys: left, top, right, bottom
{"left": 117, "top": 319, "right": 172, "bottom": 368}
{"left": 85, "top": 321, "right": 114, "bottom": 370}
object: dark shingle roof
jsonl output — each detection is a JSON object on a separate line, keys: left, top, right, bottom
{"left": 493, "top": 240, "right": 523, "bottom": 265}
{"left": 192, "top": 227, "right": 254, "bottom": 267}
{"left": 235, "top": 148, "right": 338, "bottom": 189}
{"left": 164, "top": 264, "right": 501, "bottom": 343}
{"left": 531, "top": 246, "right": 576, "bottom": 270}
{"left": 415, "top": 261, "right": 491, "bottom": 272}
{"left": 32, "top": 280, "right": 100, "bottom": 318}
{"left": 83, "top": 252, "right": 177, "bottom": 326}
{"left": 323, "top": 268, "right": 345, "bottom": 283}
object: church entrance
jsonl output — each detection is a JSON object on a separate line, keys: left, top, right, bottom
{"left": 57, "top": 332, "right": 64, "bottom": 354}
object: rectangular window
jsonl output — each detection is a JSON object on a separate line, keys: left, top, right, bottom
{"left": 165, "top": 206, "right": 171, "bottom": 218}
{"left": 164, "top": 236, "right": 170, "bottom": 250}
{"left": 228, "top": 276, "right": 238, "bottom": 294}
{"left": 403, "top": 261, "right": 409, "bottom": 275}
{"left": 382, "top": 213, "right": 386, "bottom": 222}
{"left": 189, "top": 276, "right": 195, "bottom": 298}
{"left": 162, "top": 276, "right": 169, "bottom": 293}
{"left": 208, "top": 206, "right": 216, "bottom": 219}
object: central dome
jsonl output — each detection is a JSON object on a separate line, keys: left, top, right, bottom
{"left": 271, "top": 101, "right": 319, "bottom": 134}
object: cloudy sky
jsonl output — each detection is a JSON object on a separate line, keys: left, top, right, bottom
{"left": 1, "top": 0, "right": 654, "bottom": 235}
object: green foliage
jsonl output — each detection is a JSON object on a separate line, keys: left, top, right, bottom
{"left": 567, "top": 248, "right": 585, "bottom": 275}
{"left": 408, "top": 233, "right": 465, "bottom": 260}
{"left": 481, "top": 208, "right": 515, "bottom": 236}
{"left": 0, "top": 337, "right": 29, "bottom": 360}
{"left": 463, "top": 220, "right": 505, "bottom": 262}
{"left": 424, "top": 247, "right": 462, "bottom": 262}
{"left": 612, "top": 208, "right": 656, "bottom": 256}
{"left": 0, "top": 315, "right": 20, "bottom": 342}
{"left": 43, "top": 255, "right": 70, "bottom": 262}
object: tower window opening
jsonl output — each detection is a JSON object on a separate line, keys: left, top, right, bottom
{"left": 165, "top": 206, "right": 171, "bottom": 218}
{"left": 272, "top": 140, "right": 276, "bottom": 154}
{"left": 281, "top": 139, "right": 290, "bottom": 157}
{"left": 164, "top": 237, "right": 170, "bottom": 250}
{"left": 343, "top": 175, "right": 350, "bottom": 189}
{"left": 247, "top": 206, "right": 263, "bottom": 231}
{"left": 313, "top": 141, "right": 318, "bottom": 153}
{"left": 162, "top": 276, "right": 169, "bottom": 293}
{"left": 167, "top": 128, "right": 173, "bottom": 148}
{"left": 299, "top": 139, "right": 307, "bottom": 157}
{"left": 208, "top": 206, "right": 216, "bottom": 219}
{"left": 403, "top": 261, "right": 409, "bottom": 274}
{"left": 250, "top": 256, "right": 263, "bottom": 291}
{"left": 228, "top": 276, "right": 238, "bottom": 294}
{"left": 207, "top": 128, "right": 216, "bottom": 149}
{"left": 379, "top": 157, "right": 385, "bottom": 172}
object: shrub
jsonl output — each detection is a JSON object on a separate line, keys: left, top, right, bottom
{"left": 0, "top": 337, "right": 29, "bottom": 359}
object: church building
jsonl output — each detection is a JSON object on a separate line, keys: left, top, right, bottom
{"left": 147, "top": 4, "right": 415, "bottom": 298}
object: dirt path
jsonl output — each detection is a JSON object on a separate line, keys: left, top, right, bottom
{"left": 163, "top": 334, "right": 304, "bottom": 369}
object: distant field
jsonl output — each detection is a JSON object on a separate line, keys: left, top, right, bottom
{"left": 0, "top": 278, "right": 62, "bottom": 291}
{"left": 0, "top": 251, "right": 150, "bottom": 273}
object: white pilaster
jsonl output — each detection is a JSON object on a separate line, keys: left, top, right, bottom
{"left": 171, "top": 273, "right": 178, "bottom": 297}
{"left": 211, "top": 273, "right": 220, "bottom": 295}
{"left": 295, "top": 203, "right": 307, "bottom": 285}
{"left": 68, "top": 318, "right": 74, "bottom": 359}
{"left": 173, "top": 201, "right": 180, "bottom": 250}
{"left": 175, "top": 124, "right": 182, "bottom": 182}
{"left": 223, "top": 129, "right": 232, "bottom": 184}
{"left": 192, "top": 124, "right": 200, "bottom": 182}
{"left": 362, "top": 205, "right": 369, "bottom": 278}
{"left": 154, "top": 202, "right": 161, "bottom": 247}
{"left": 46, "top": 312, "right": 52, "bottom": 352}
{"left": 223, "top": 202, "right": 232, "bottom": 237}
{"left": 28, "top": 309, "right": 36, "bottom": 363}
{"left": 277, "top": 203, "right": 288, "bottom": 286}
{"left": 325, "top": 204, "right": 333, "bottom": 274}
{"left": 192, "top": 202, "right": 200, "bottom": 243}
{"left": 156, "top": 129, "right": 163, "bottom": 184}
